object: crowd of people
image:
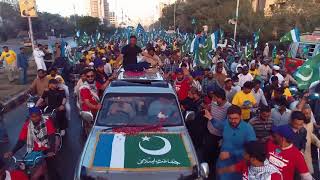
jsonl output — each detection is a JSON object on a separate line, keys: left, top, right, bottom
{"left": 0, "top": 33, "right": 320, "bottom": 180}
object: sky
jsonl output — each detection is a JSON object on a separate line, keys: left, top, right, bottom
{"left": 37, "top": 0, "right": 159, "bottom": 18}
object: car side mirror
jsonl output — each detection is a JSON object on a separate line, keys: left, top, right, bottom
{"left": 185, "top": 111, "right": 195, "bottom": 122}
{"left": 200, "top": 162, "right": 209, "bottom": 178}
{"left": 80, "top": 111, "right": 94, "bottom": 122}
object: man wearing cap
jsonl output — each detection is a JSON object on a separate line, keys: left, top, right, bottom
{"left": 217, "top": 141, "right": 282, "bottom": 180}
{"left": 47, "top": 67, "right": 65, "bottom": 84}
{"left": 94, "top": 59, "right": 108, "bottom": 84}
{"left": 174, "top": 68, "right": 191, "bottom": 101}
{"left": 223, "top": 78, "right": 237, "bottom": 102}
{"left": 270, "top": 65, "right": 284, "bottom": 85}
{"left": 238, "top": 65, "right": 253, "bottom": 88}
{"left": 267, "top": 125, "right": 312, "bottom": 180}
{"left": 191, "top": 71, "right": 203, "bottom": 92}
{"left": 4, "top": 107, "right": 56, "bottom": 180}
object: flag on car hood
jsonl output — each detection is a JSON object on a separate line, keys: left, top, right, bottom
{"left": 294, "top": 54, "right": 320, "bottom": 90}
{"left": 91, "top": 133, "right": 192, "bottom": 171}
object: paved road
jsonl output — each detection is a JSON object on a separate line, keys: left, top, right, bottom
{"left": 0, "top": 94, "right": 83, "bottom": 180}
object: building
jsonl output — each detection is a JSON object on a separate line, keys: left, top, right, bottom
{"left": 102, "top": 0, "right": 109, "bottom": 22}
{"left": 252, "top": 0, "right": 287, "bottom": 16}
{"left": 89, "top": 0, "right": 99, "bottom": 17}
{"left": 156, "top": 0, "right": 177, "bottom": 20}
{"left": 89, "top": 0, "right": 109, "bottom": 22}
{"left": 109, "top": 11, "right": 117, "bottom": 26}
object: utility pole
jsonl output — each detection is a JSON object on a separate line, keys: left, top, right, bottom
{"left": 234, "top": 0, "right": 240, "bottom": 41}
{"left": 28, "top": 17, "right": 35, "bottom": 51}
{"left": 173, "top": 1, "right": 176, "bottom": 31}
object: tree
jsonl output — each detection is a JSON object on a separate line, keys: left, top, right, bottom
{"left": 77, "top": 16, "right": 100, "bottom": 35}
{"left": 154, "top": 0, "right": 320, "bottom": 44}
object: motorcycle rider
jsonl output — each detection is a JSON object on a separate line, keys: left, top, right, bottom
{"left": 4, "top": 107, "right": 56, "bottom": 180}
{"left": 29, "top": 69, "right": 49, "bottom": 97}
{"left": 36, "top": 79, "right": 68, "bottom": 136}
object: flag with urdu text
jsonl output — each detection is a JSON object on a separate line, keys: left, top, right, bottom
{"left": 294, "top": 54, "right": 320, "bottom": 90}
{"left": 280, "top": 28, "right": 300, "bottom": 43}
{"left": 91, "top": 133, "right": 192, "bottom": 170}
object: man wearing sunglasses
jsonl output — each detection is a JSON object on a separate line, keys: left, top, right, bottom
{"left": 79, "top": 68, "right": 110, "bottom": 116}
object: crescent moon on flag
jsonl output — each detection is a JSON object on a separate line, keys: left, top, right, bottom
{"left": 139, "top": 136, "right": 172, "bottom": 156}
{"left": 296, "top": 66, "right": 313, "bottom": 82}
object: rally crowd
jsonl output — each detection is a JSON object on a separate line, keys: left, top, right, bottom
{"left": 0, "top": 33, "right": 320, "bottom": 180}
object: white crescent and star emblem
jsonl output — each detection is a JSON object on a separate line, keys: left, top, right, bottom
{"left": 296, "top": 65, "right": 313, "bottom": 81}
{"left": 139, "top": 136, "right": 172, "bottom": 156}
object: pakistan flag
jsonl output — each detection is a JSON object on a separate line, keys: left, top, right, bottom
{"left": 92, "top": 133, "right": 192, "bottom": 170}
{"left": 294, "top": 54, "right": 320, "bottom": 90}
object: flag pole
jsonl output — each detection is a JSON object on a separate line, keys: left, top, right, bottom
{"left": 234, "top": 0, "right": 240, "bottom": 41}
{"left": 28, "top": 17, "right": 35, "bottom": 51}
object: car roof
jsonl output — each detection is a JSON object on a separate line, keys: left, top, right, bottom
{"left": 117, "top": 68, "right": 164, "bottom": 81}
{"left": 106, "top": 68, "right": 175, "bottom": 94}
{"left": 105, "top": 83, "right": 175, "bottom": 94}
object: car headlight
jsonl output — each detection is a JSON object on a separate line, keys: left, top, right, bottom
{"left": 27, "top": 102, "right": 35, "bottom": 108}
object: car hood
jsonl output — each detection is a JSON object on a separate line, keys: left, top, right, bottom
{"left": 77, "top": 126, "right": 199, "bottom": 180}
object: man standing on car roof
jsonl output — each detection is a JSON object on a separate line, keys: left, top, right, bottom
{"left": 120, "top": 35, "right": 149, "bottom": 71}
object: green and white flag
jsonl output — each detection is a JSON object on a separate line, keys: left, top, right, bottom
{"left": 280, "top": 28, "right": 300, "bottom": 43}
{"left": 253, "top": 29, "right": 260, "bottom": 49}
{"left": 91, "top": 133, "right": 192, "bottom": 170}
{"left": 294, "top": 54, "right": 320, "bottom": 90}
{"left": 272, "top": 46, "right": 277, "bottom": 60}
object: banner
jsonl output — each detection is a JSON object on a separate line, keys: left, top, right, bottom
{"left": 91, "top": 133, "right": 192, "bottom": 170}
{"left": 19, "top": 0, "right": 37, "bottom": 17}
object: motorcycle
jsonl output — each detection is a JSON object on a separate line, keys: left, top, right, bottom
{"left": 26, "top": 94, "right": 39, "bottom": 108}
{"left": 10, "top": 132, "right": 62, "bottom": 180}
{"left": 12, "top": 152, "right": 48, "bottom": 180}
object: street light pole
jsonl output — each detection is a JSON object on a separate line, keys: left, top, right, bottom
{"left": 28, "top": 17, "right": 35, "bottom": 51}
{"left": 173, "top": 2, "right": 176, "bottom": 31}
{"left": 234, "top": 0, "right": 240, "bottom": 41}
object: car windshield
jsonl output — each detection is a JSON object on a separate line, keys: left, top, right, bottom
{"left": 97, "top": 93, "right": 183, "bottom": 127}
